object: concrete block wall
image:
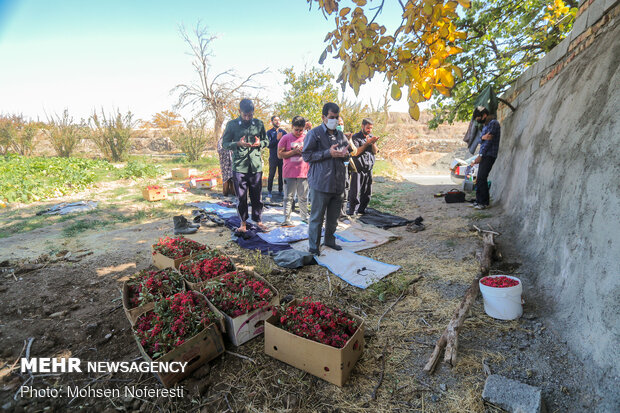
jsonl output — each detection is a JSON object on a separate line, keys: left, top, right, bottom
{"left": 490, "top": 0, "right": 620, "bottom": 404}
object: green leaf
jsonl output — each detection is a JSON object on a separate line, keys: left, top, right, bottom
{"left": 391, "top": 84, "right": 402, "bottom": 101}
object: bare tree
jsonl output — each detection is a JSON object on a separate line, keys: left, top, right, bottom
{"left": 172, "top": 24, "right": 267, "bottom": 140}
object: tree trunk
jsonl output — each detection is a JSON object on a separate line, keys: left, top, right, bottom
{"left": 214, "top": 111, "right": 224, "bottom": 144}
{"left": 423, "top": 232, "right": 496, "bottom": 373}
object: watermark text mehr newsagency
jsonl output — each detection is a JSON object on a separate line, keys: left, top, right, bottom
{"left": 21, "top": 357, "right": 187, "bottom": 374}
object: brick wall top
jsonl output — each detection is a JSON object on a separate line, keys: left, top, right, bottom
{"left": 498, "top": 0, "right": 619, "bottom": 120}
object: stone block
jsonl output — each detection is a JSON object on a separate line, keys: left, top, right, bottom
{"left": 604, "top": 0, "right": 618, "bottom": 13}
{"left": 482, "top": 375, "right": 543, "bottom": 413}
{"left": 587, "top": 0, "right": 607, "bottom": 26}
{"left": 530, "top": 78, "right": 540, "bottom": 95}
{"left": 570, "top": 10, "right": 589, "bottom": 41}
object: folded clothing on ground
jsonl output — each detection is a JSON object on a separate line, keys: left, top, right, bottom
{"left": 358, "top": 208, "right": 414, "bottom": 229}
{"left": 37, "top": 201, "right": 98, "bottom": 216}
{"left": 257, "top": 224, "right": 310, "bottom": 245}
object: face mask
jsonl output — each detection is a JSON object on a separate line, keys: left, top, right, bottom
{"left": 325, "top": 118, "right": 338, "bottom": 130}
{"left": 336, "top": 125, "right": 343, "bottom": 132}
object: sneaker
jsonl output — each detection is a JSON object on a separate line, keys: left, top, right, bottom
{"left": 468, "top": 202, "right": 479, "bottom": 208}
{"left": 474, "top": 204, "right": 487, "bottom": 210}
{"left": 281, "top": 221, "right": 294, "bottom": 227}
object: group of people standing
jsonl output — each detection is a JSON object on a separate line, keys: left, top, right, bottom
{"left": 217, "top": 99, "right": 379, "bottom": 255}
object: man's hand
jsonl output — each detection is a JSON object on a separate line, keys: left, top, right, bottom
{"left": 368, "top": 136, "right": 380, "bottom": 145}
{"left": 472, "top": 156, "right": 482, "bottom": 165}
{"left": 237, "top": 136, "right": 252, "bottom": 148}
{"left": 481, "top": 133, "right": 492, "bottom": 141}
{"left": 251, "top": 136, "right": 260, "bottom": 147}
{"left": 329, "top": 144, "right": 347, "bottom": 158}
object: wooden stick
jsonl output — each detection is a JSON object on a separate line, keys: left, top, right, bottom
{"left": 225, "top": 350, "right": 256, "bottom": 364}
{"left": 423, "top": 233, "right": 495, "bottom": 373}
{"left": 371, "top": 342, "right": 388, "bottom": 400}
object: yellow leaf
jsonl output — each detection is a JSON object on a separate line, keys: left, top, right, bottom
{"left": 362, "top": 37, "right": 372, "bottom": 48}
{"left": 454, "top": 31, "right": 467, "bottom": 40}
{"left": 436, "top": 85, "right": 451, "bottom": 96}
{"left": 408, "top": 103, "right": 420, "bottom": 121}
{"left": 423, "top": 3, "right": 433, "bottom": 15}
{"left": 353, "top": 0, "right": 367, "bottom": 6}
{"left": 391, "top": 84, "right": 402, "bottom": 101}
{"left": 456, "top": 0, "right": 471, "bottom": 7}
{"left": 438, "top": 68, "right": 454, "bottom": 87}
{"left": 353, "top": 42, "right": 363, "bottom": 54}
{"left": 409, "top": 87, "right": 420, "bottom": 103}
{"left": 339, "top": 7, "right": 351, "bottom": 17}
{"left": 452, "top": 65, "right": 463, "bottom": 78}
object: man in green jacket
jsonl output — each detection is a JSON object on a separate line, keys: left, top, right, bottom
{"left": 221, "top": 99, "right": 269, "bottom": 232}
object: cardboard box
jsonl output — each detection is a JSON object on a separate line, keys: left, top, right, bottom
{"left": 132, "top": 297, "right": 225, "bottom": 387}
{"left": 190, "top": 178, "right": 218, "bottom": 189}
{"left": 151, "top": 248, "right": 194, "bottom": 270}
{"left": 202, "top": 271, "right": 279, "bottom": 346}
{"left": 122, "top": 270, "right": 185, "bottom": 325}
{"left": 142, "top": 187, "right": 167, "bottom": 202}
{"left": 171, "top": 168, "right": 195, "bottom": 179}
{"left": 264, "top": 300, "right": 365, "bottom": 386}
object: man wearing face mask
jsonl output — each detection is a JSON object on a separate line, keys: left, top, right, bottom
{"left": 303, "top": 102, "right": 351, "bottom": 255}
{"left": 266, "top": 115, "right": 286, "bottom": 199}
{"left": 222, "top": 99, "right": 269, "bottom": 232}
{"left": 470, "top": 106, "right": 500, "bottom": 210}
{"left": 348, "top": 118, "right": 379, "bottom": 215}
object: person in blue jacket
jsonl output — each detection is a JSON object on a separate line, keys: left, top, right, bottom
{"left": 471, "top": 106, "right": 501, "bottom": 210}
{"left": 266, "top": 115, "right": 287, "bottom": 199}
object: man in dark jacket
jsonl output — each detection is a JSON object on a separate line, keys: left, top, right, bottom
{"left": 471, "top": 106, "right": 501, "bottom": 210}
{"left": 302, "top": 102, "right": 351, "bottom": 255}
{"left": 221, "top": 99, "right": 269, "bottom": 232}
{"left": 348, "top": 118, "right": 379, "bottom": 215}
{"left": 266, "top": 115, "right": 286, "bottom": 198}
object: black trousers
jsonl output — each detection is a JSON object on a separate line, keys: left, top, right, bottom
{"left": 233, "top": 171, "right": 263, "bottom": 222}
{"left": 476, "top": 156, "right": 496, "bottom": 206}
{"left": 348, "top": 170, "right": 372, "bottom": 214}
{"left": 267, "top": 158, "right": 283, "bottom": 193}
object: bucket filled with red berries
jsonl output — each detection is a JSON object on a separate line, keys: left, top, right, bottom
{"left": 479, "top": 275, "right": 523, "bottom": 320}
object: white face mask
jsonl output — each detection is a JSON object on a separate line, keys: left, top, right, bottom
{"left": 324, "top": 118, "right": 338, "bottom": 130}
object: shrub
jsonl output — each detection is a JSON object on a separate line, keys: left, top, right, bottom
{"left": 116, "top": 160, "right": 164, "bottom": 179}
{"left": 47, "top": 109, "right": 85, "bottom": 157}
{"left": 170, "top": 118, "right": 211, "bottom": 162}
{"left": 0, "top": 115, "right": 37, "bottom": 156}
{"left": 90, "top": 110, "right": 135, "bottom": 162}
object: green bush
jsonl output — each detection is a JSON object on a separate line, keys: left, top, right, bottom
{"left": 0, "top": 115, "right": 38, "bottom": 156}
{"left": 116, "top": 160, "right": 164, "bottom": 179}
{"left": 169, "top": 118, "right": 211, "bottom": 162}
{"left": 90, "top": 110, "right": 135, "bottom": 162}
{"left": 47, "top": 109, "right": 86, "bottom": 157}
{"left": 0, "top": 154, "right": 113, "bottom": 203}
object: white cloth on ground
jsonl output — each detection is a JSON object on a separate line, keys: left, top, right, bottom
{"left": 311, "top": 247, "right": 400, "bottom": 289}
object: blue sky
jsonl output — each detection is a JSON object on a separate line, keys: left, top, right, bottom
{"left": 0, "top": 0, "right": 410, "bottom": 123}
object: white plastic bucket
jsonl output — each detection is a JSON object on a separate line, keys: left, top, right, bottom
{"left": 479, "top": 275, "right": 523, "bottom": 320}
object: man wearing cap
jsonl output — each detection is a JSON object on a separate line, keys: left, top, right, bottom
{"left": 471, "top": 106, "right": 501, "bottom": 210}
{"left": 348, "top": 118, "right": 379, "bottom": 215}
{"left": 222, "top": 99, "right": 269, "bottom": 232}
{"left": 302, "top": 102, "right": 351, "bottom": 255}
{"left": 266, "top": 115, "right": 287, "bottom": 199}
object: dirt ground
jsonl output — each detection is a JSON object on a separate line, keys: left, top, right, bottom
{"left": 0, "top": 162, "right": 605, "bottom": 412}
